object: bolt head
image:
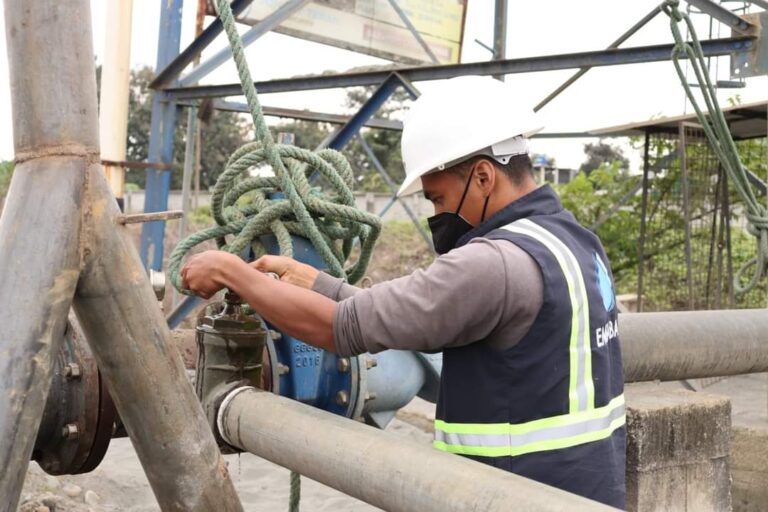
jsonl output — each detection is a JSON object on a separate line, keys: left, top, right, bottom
{"left": 269, "top": 330, "right": 283, "bottom": 341}
{"left": 335, "top": 390, "right": 349, "bottom": 407}
{"left": 62, "top": 423, "right": 79, "bottom": 440}
{"left": 63, "top": 363, "right": 81, "bottom": 379}
{"left": 277, "top": 363, "right": 290, "bottom": 375}
{"left": 337, "top": 358, "right": 350, "bottom": 373}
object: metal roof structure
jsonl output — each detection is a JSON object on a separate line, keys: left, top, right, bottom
{"left": 590, "top": 99, "right": 768, "bottom": 140}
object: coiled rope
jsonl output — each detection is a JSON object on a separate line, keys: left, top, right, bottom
{"left": 168, "top": 2, "right": 381, "bottom": 294}
{"left": 168, "top": 1, "right": 384, "bottom": 509}
{"left": 663, "top": 0, "right": 768, "bottom": 295}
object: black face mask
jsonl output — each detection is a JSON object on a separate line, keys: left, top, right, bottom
{"left": 427, "top": 168, "right": 490, "bottom": 255}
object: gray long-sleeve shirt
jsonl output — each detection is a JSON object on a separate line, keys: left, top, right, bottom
{"left": 311, "top": 238, "right": 544, "bottom": 357}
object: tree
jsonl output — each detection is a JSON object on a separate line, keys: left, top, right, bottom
{"left": 580, "top": 141, "right": 629, "bottom": 175}
{"left": 557, "top": 161, "right": 641, "bottom": 293}
{"left": 107, "top": 65, "right": 251, "bottom": 189}
{"left": 342, "top": 86, "right": 410, "bottom": 192}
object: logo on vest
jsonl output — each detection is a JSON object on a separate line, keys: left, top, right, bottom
{"left": 593, "top": 253, "right": 616, "bottom": 312}
{"left": 596, "top": 319, "right": 619, "bottom": 348}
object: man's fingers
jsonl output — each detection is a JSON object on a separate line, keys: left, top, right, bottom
{"left": 252, "top": 255, "right": 288, "bottom": 275}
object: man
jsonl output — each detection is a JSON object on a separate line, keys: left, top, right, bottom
{"left": 182, "top": 76, "right": 626, "bottom": 508}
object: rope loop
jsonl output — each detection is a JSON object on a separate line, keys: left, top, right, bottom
{"left": 168, "top": 0, "right": 382, "bottom": 296}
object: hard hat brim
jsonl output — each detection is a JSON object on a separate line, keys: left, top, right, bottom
{"left": 396, "top": 127, "right": 545, "bottom": 198}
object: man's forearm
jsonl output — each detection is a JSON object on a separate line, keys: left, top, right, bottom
{"left": 220, "top": 263, "right": 337, "bottom": 352}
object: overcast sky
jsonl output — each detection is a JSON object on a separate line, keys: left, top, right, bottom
{"left": 1, "top": 0, "right": 766, "bottom": 170}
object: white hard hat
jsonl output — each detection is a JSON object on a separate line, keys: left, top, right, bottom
{"left": 398, "top": 76, "right": 544, "bottom": 197}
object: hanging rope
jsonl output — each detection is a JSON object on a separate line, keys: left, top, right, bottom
{"left": 168, "top": 1, "right": 385, "bottom": 509}
{"left": 168, "top": 2, "right": 381, "bottom": 294}
{"left": 662, "top": 0, "right": 768, "bottom": 295}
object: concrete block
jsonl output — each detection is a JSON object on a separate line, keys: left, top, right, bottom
{"left": 625, "top": 386, "right": 732, "bottom": 512}
{"left": 626, "top": 387, "right": 731, "bottom": 470}
{"left": 731, "top": 426, "right": 768, "bottom": 512}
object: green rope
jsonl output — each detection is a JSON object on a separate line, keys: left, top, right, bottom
{"left": 168, "top": 1, "right": 384, "bottom": 509}
{"left": 663, "top": 0, "right": 768, "bottom": 295}
{"left": 168, "top": 1, "right": 381, "bottom": 295}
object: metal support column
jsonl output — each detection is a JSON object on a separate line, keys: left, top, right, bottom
{"left": 0, "top": 3, "right": 89, "bottom": 506}
{"left": 322, "top": 73, "right": 407, "bottom": 151}
{"left": 0, "top": 1, "right": 244, "bottom": 509}
{"left": 493, "top": 0, "right": 508, "bottom": 81}
{"left": 637, "top": 132, "right": 651, "bottom": 312}
{"left": 140, "top": 0, "right": 184, "bottom": 270}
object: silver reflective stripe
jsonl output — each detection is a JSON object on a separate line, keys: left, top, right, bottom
{"left": 433, "top": 397, "right": 626, "bottom": 455}
{"left": 501, "top": 218, "right": 594, "bottom": 412}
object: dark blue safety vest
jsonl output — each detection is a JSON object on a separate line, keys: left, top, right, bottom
{"left": 434, "top": 185, "right": 625, "bottom": 509}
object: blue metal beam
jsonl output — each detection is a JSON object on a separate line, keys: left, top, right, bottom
{"left": 179, "top": 0, "right": 312, "bottom": 87}
{"left": 160, "top": 36, "right": 756, "bottom": 99}
{"left": 140, "top": 0, "right": 184, "bottom": 270}
{"left": 321, "top": 73, "right": 403, "bottom": 151}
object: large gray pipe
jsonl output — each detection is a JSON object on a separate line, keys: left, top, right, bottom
{"left": 219, "top": 387, "right": 616, "bottom": 512}
{"left": 0, "top": 2, "right": 92, "bottom": 508}
{"left": 621, "top": 309, "right": 768, "bottom": 382}
{"left": 1, "top": 1, "right": 244, "bottom": 510}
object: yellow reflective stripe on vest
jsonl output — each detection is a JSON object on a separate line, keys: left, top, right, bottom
{"left": 433, "top": 394, "right": 625, "bottom": 458}
{"left": 501, "top": 219, "right": 595, "bottom": 413}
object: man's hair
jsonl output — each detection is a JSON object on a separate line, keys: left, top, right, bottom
{"left": 447, "top": 154, "right": 533, "bottom": 185}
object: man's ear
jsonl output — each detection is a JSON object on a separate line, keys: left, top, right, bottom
{"left": 474, "top": 159, "right": 497, "bottom": 196}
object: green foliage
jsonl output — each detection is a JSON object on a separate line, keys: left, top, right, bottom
{"left": 112, "top": 66, "right": 251, "bottom": 190}
{"left": 188, "top": 204, "right": 213, "bottom": 227}
{"left": 0, "top": 160, "right": 13, "bottom": 199}
{"left": 557, "top": 162, "right": 641, "bottom": 293}
{"left": 560, "top": 131, "right": 767, "bottom": 310}
{"left": 580, "top": 141, "right": 629, "bottom": 175}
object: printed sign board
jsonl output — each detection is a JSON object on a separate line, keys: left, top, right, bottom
{"left": 208, "top": 0, "right": 467, "bottom": 65}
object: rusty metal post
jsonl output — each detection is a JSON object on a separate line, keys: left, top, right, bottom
{"left": 1, "top": 1, "right": 244, "bottom": 510}
{"left": 73, "top": 165, "right": 243, "bottom": 511}
{"left": 0, "top": 2, "right": 92, "bottom": 507}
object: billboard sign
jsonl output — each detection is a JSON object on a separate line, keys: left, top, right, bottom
{"left": 209, "top": 0, "right": 467, "bottom": 65}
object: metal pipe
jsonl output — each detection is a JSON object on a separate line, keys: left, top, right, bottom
{"left": 622, "top": 309, "right": 768, "bottom": 382}
{"left": 219, "top": 388, "right": 613, "bottom": 512}
{"left": 161, "top": 36, "right": 755, "bottom": 98}
{"left": 0, "top": 2, "right": 95, "bottom": 507}
{"left": 73, "top": 164, "right": 243, "bottom": 511}
{"left": 493, "top": 0, "right": 508, "bottom": 80}
{"left": 1, "top": 0, "right": 243, "bottom": 508}
{"left": 98, "top": 0, "right": 133, "bottom": 207}
{"left": 140, "top": 0, "right": 183, "bottom": 271}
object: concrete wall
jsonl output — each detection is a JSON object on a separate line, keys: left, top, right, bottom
{"left": 625, "top": 386, "right": 732, "bottom": 512}
{"left": 731, "top": 426, "right": 768, "bottom": 512}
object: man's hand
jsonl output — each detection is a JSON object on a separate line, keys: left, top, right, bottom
{"left": 181, "top": 250, "right": 245, "bottom": 299}
{"left": 251, "top": 255, "right": 320, "bottom": 290}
